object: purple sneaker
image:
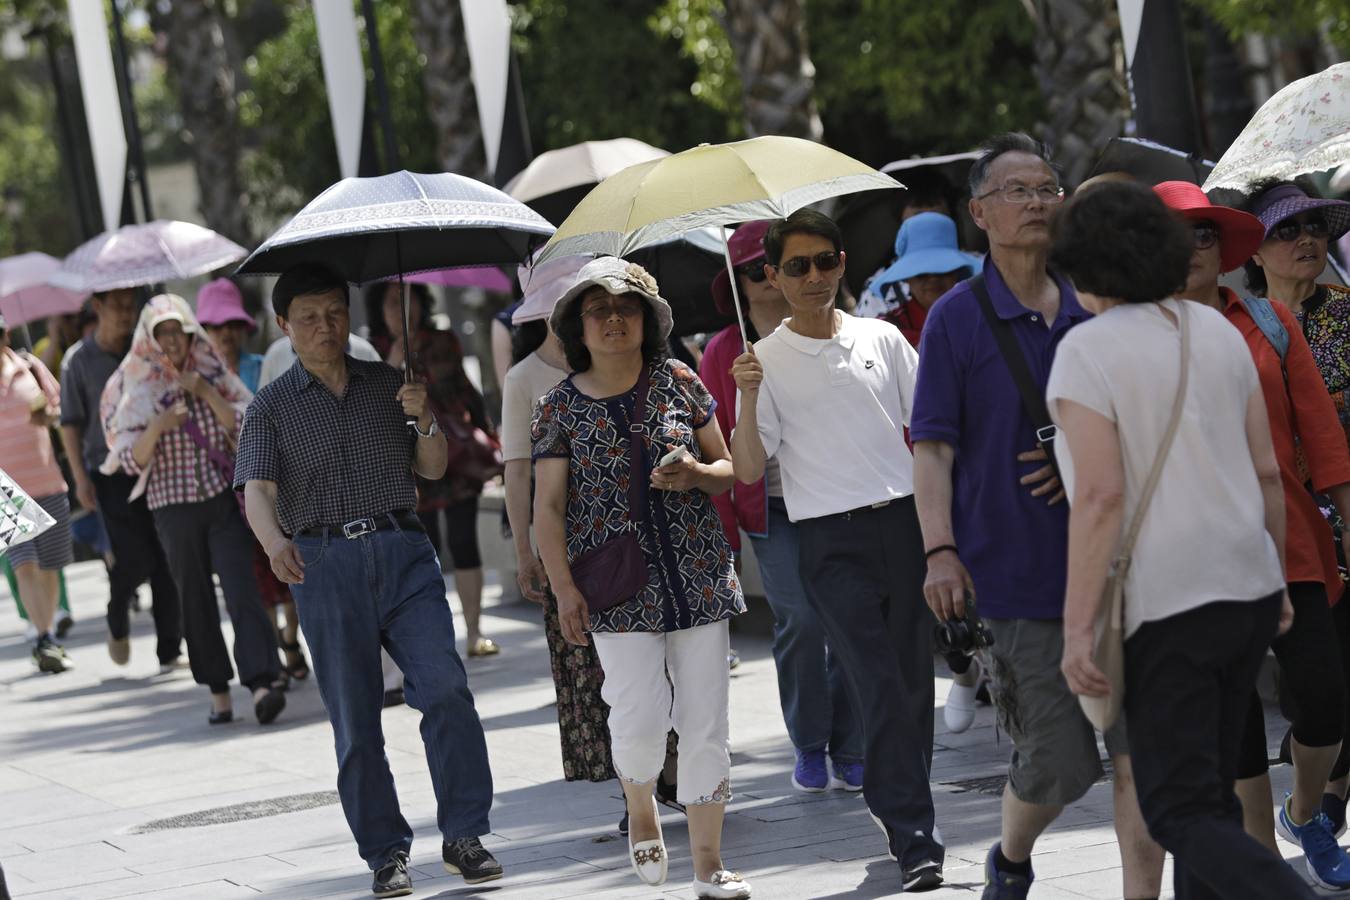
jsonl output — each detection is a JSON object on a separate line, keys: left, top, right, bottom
{"left": 792, "top": 749, "right": 828, "bottom": 792}
{"left": 830, "top": 760, "right": 864, "bottom": 792}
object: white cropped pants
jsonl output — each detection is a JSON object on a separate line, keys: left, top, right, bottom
{"left": 592, "top": 619, "right": 732, "bottom": 806}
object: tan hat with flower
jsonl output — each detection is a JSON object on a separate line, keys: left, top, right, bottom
{"left": 549, "top": 256, "right": 674, "bottom": 341}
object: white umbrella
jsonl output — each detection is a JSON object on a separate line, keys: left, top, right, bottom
{"left": 504, "top": 138, "right": 669, "bottom": 225}
{"left": 51, "top": 220, "right": 248, "bottom": 293}
{"left": 1204, "top": 62, "right": 1350, "bottom": 191}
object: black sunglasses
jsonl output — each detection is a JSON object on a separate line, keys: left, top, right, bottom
{"left": 1271, "top": 216, "right": 1329, "bottom": 242}
{"left": 1192, "top": 224, "right": 1219, "bottom": 250}
{"left": 736, "top": 262, "right": 768, "bottom": 283}
{"left": 775, "top": 251, "right": 841, "bottom": 278}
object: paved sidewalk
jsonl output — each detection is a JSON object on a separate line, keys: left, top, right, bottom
{"left": 0, "top": 561, "right": 1312, "bottom": 898}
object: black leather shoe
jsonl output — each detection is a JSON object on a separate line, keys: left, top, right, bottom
{"left": 443, "top": 837, "right": 503, "bottom": 884}
{"left": 253, "top": 686, "right": 286, "bottom": 725}
{"left": 372, "top": 850, "right": 412, "bottom": 898}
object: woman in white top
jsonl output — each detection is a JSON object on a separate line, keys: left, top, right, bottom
{"left": 1046, "top": 182, "right": 1312, "bottom": 900}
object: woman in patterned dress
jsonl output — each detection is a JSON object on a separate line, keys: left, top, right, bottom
{"left": 1241, "top": 179, "right": 1350, "bottom": 827}
{"left": 366, "top": 282, "right": 501, "bottom": 657}
{"left": 532, "top": 258, "right": 751, "bottom": 899}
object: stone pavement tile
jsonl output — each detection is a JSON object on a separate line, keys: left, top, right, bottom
{"left": 0, "top": 785, "right": 119, "bottom": 829}
{"left": 0, "top": 766, "right": 50, "bottom": 793}
{"left": 2, "top": 865, "right": 140, "bottom": 895}
{"left": 16, "top": 856, "right": 299, "bottom": 899}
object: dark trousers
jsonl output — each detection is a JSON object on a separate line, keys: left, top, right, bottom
{"left": 152, "top": 491, "right": 280, "bottom": 692}
{"left": 90, "top": 470, "right": 181, "bottom": 664}
{"left": 797, "top": 496, "right": 941, "bottom": 868}
{"left": 291, "top": 520, "right": 493, "bottom": 869}
{"left": 1125, "top": 595, "right": 1316, "bottom": 900}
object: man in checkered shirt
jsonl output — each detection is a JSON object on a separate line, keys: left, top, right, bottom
{"left": 235, "top": 264, "right": 503, "bottom": 897}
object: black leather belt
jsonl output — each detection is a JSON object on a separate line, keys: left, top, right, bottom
{"left": 295, "top": 511, "right": 424, "bottom": 540}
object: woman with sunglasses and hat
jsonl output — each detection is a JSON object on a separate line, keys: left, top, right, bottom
{"left": 1242, "top": 177, "right": 1350, "bottom": 836}
{"left": 1156, "top": 181, "right": 1350, "bottom": 889}
{"left": 101, "top": 294, "right": 286, "bottom": 726}
{"left": 871, "top": 212, "right": 980, "bottom": 349}
{"left": 531, "top": 257, "right": 750, "bottom": 899}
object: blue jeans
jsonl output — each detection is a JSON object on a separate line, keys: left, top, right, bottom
{"left": 291, "top": 521, "right": 493, "bottom": 869}
{"left": 750, "top": 497, "right": 862, "bottom": 763}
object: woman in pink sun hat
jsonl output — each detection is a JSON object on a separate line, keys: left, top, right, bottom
{"left": 196, "top": 279, "right": 263, "bottom": 393}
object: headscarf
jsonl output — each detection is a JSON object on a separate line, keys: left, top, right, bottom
{"left": 98, "top": 294, "right": 251, "bottom": 493}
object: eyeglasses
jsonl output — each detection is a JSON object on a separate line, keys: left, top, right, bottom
{"left": 736, "top": 262, "right": 768, "bottom": 283}
{"left": 1192, "top": 224, "right": 1219, "bottom": 250}
{"left": 1271, "top": 215, "right": 1329, "bottom": 242}
{"left": 975, "top": 184, "right": 1065, "bottom": 204}
{"left": 775, "top": 251, "right": 842, "bottom": 278}
{"left": 581, "top": 300, "right": 643, "bottom": 321}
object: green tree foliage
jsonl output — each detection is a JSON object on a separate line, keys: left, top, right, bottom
{"left": 1192, "top": 0, "right": 1350, "bottom": 53}
{"left": 0, "top": 54, "right": 77, "bottom": 256}
{"left": 654, "top": 0, "right": 1045, "bottom": 166}
{"left": 513, "top": 0, "right": 735, "bottom": 154}
{"left": 237, "top": 0, "right": 438, "bottom": 222}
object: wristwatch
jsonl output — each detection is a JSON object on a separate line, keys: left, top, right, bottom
{"left": 413, "top": 418, "right": 440, "bottom": 438}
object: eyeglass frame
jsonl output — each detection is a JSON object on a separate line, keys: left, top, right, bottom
{"left": 1191, "top": 222, "right": 1220, "bottom": 251}
{"left": 580, "top": 297, "right": 645, "bottom": 321}
{"left": 974, "top": 183, "right": 1066, "bottom": 204}
{"left": 736, "top": 261, "right": 769, "bottom": 283}
{"left": 1270, "top": 215, "right": 1329, "bottom": 243}
{"left": 773, "top": 251, "right": 843, "bottom": 279}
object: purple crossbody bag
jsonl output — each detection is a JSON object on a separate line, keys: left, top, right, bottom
{"left": 568, "top": 365, "right": 653, "bottom": 614}
{"left": 182, "top": 417, "right": 247, "bottom": 517}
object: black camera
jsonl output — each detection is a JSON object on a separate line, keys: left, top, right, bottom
{"left": 934, "top": 595, "right": 995, "bottom": 657}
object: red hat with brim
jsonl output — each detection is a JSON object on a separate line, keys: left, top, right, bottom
{"left": 711, "top": 220, "right": 773, "bottom": 316}
{"left": 1152, "top": 181, "right": 1265, "bottom": 273}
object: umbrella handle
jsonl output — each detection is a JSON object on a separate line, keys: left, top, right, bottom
{"left": 720, "top": 228, "right": 750, "bottom": 346}
{"left": 400, "top": 277, "right": 418, "bottom": 428}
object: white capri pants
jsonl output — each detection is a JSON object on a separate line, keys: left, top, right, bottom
{"left": 592, "top": 619, "right": 732, "bottom": 806}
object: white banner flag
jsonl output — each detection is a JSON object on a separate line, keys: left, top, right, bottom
{"left": 315, "top": 2, "right": 366, "bottom": 179}
{"left": 1117, "top": 0, "right": 1145, "bottom": 71}
{"left": 67, "top": 0, "right": 127, "bottom": 232}
{"left": 461, "top": 0, "right": 511, "bottom": 176}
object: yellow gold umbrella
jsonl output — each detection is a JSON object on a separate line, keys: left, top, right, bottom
{"left": 535, "top": 136, "right": 902, "bottom": 340}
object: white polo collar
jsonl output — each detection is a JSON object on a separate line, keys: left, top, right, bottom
{"left": 770, "top": 312, "right": 856, "bottom": 357}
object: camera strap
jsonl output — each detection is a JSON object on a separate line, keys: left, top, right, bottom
{"left": 969, "top": 273, "right": 1061, "bottom": 480}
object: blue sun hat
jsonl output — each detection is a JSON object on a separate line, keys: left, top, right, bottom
{"left": 872, "top": 212, "right": 979, "bottom": 299}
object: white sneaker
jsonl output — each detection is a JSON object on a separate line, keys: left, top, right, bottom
{"left": 627, "top": 796, "right": 667, "bottom": 886}
{"left": 944, "top": 672, "right": 979, "bottom": 734}
{"left": 693, "top": 870, "right": 751, "bottom": 899}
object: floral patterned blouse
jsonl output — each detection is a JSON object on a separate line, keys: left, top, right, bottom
{"left": 1296, "top": 283, "right": 1350, "bottom": 445}
{"left": 531, "top": 358, "right": 745, "bottom": 634}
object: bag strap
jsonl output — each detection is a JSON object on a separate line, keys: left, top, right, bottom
{"left": 1117, "top": 302, "right": 1191, "bottom": 572}
{"left": 969, "top": 274, "right": 1061, "bottom": 473}
{"left": 624, "top": 364, "right": 653, "bottom": 527}
{"left": 181, "top": 414, "right": 236, "bottom": 482}
{"left": 1239, "top": 296, "right": 1290, "bottom": 365}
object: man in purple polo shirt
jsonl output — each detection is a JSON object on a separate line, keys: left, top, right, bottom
{"left": 911, "top": 134, "right": 1163, "bottom": 900}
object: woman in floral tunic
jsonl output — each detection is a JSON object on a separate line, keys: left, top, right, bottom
{"left": 532, "top": 258, "right": 750, "bottom": 899}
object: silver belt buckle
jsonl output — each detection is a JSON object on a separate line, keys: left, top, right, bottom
{"left": 341, "top": 517, "right": 377, "bottom": 540}
{"left": 870, "top": 500, "right": 891, "bottom": 510}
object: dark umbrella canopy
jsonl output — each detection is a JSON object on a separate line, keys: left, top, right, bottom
{"left": 628, "top": 228, "right": 733, "bottom": 338}
{"left": 1086, "top": 137, "right": 1215, "bottom": 187}
{"left": 236, "top": 171, "right": 555, "bottom": 283}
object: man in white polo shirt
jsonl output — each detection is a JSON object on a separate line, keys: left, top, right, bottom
{"left": 730, "top": 209, "right": 942, "bottom": 892}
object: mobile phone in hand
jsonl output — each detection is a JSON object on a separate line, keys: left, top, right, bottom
{"left": 657, "top": 446, "right": 688, "bottom": 467}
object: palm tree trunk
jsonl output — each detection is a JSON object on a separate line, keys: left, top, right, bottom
{"left": 719, "top": 0, "right": 823, "bottom": 141}
{"left": 1027, "top": 0, "right": 1129, "bottom": 186}
{"left": 408, "top": 0, "right": 487, "bottom": 179}
{"left": 155, "top": 0, "right": 253, "bottom": 247}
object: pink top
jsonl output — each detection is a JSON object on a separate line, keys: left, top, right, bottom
{"left": 0, "top": 348, "right": 66, "bottom": 497}
{"left": 699, "top": 324, "right": 767, "bottom": 551}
